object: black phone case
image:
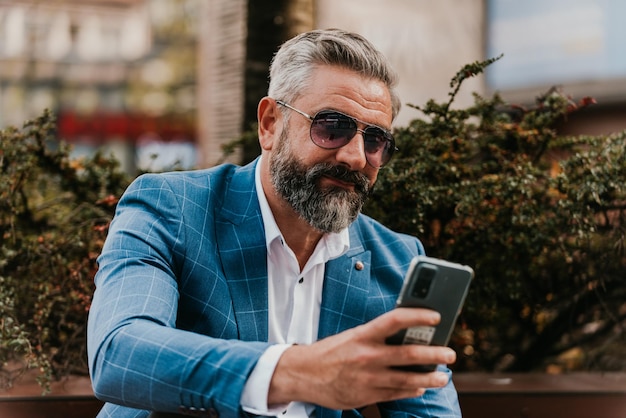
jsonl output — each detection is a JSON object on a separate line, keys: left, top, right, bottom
{"left": 386, "top": 256, "right": 474, "bottom": 372}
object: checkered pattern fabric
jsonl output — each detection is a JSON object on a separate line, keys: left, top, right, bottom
{"left": 87, "top": 159, "right": 461, "bottom": 418}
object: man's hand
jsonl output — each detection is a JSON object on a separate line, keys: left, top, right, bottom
{"left": 267, "top": 308, "right": 456, "bottom": 409}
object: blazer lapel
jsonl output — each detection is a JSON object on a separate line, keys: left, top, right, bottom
{"left": 318, "top": 225, "right": 371, "bottom": 340}
{"left": 216, "top": 161, "right": 269, "bottom": 342}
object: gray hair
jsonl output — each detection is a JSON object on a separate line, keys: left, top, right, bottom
{"left": 268, "top": 28, "right": 401, "bottom": 120}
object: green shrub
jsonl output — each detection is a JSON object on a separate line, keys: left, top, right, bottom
{"left": 364, "top": 58, "right": 626, "bottom": 372}
{"left": 0, "top": 110, "right": 130, "bottom": 391}
{"left": 1, "top": 60, "right": 624, "bottom": 393}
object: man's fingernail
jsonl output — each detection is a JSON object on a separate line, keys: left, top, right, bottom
{"left": 429, "top": 311, "right": 441, "bottom": 323}
{"left": 436, "top": 373, "right": 449, "bottom": 385}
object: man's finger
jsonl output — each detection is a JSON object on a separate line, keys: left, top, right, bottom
{"left": 386, "top": 344, "right": 456, "bottom": 367}
{"left": 363, "top": 307, "right": 441, "bottom": 339}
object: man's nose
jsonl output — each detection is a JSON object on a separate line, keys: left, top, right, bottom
{"left": 333, "top": 130, "right": 368, "bottom": 170}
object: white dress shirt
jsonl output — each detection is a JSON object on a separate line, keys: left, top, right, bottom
{"left": 240, "top": 158, "right": 350, "bottom": 417}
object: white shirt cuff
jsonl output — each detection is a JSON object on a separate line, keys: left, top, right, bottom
{"left": 241, "top": 343, "right": 293, "bottom": 415}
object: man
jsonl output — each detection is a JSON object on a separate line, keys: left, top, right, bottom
{"left": 88, "top": 28, "right": 462, "bottom": 418}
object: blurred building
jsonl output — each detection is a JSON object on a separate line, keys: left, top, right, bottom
{"left": 0, "top": 0, "right": 198, "bottom": 173}
{"left": 1, "top": 0, "right": 624, "bottom": 171}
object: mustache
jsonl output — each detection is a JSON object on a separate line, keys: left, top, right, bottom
{"left": 307, "top": 163, "right": 371, "bottom": 195}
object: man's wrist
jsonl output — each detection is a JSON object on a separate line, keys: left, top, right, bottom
{"left": 241, "top": 344, "right": 292, "bottom": 415}
{"left": 267, "top": 343, "right": 310, "bottom": 406}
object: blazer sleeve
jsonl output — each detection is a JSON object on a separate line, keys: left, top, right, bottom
{"left": 87, "top": 173, "right": 269, "bottom": 418}
{"left": 375, "top": 366, "right": 461, "bottom": 418}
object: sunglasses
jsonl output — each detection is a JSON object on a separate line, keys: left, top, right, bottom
{"left": 276, "top": 100, "right": 397, "bottom": 168}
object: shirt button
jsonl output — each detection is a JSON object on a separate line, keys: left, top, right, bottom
{"left": 355, "top": 261, "right": 364, "bottom": 270}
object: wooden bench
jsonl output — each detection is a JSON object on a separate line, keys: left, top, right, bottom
{"left": 2, "top": 372, "right": 625, "bottom": 418}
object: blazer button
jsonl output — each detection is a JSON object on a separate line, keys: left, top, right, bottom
{"left": 355, "top": 261, "right": 364, "bottom": 270}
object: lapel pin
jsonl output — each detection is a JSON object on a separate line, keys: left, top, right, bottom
{"left": 355, "top": 261, "right": 364, "bottom": 271}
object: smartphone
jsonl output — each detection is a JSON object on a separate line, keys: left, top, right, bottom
{"left": 385, "top": 255, "right": 474, "bottom": 372}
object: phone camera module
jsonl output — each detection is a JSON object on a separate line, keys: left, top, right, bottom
{"left": 412, "top": 265, "right": 436, "bottom": 298}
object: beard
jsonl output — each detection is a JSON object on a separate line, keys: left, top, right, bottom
{"left": 269, "top": 130, "right": 372, "bottom": 234}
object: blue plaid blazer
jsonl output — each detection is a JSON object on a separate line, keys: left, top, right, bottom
{"left": 87, "top": 159, "right": 461, "bottom": 418}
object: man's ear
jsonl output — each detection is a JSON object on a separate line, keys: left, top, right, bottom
{"left": 258, "top": 97, "right": 279, "bottom": 151}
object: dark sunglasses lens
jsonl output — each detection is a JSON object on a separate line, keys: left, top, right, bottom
{"left": 363, "top": 129, "right": 394, "bottom": 167}
{"left": 310, "top": 112, "right": 356, "bottom": 148}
